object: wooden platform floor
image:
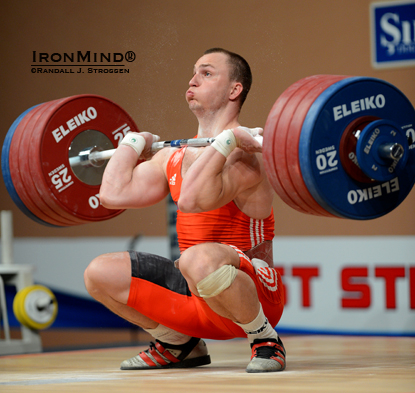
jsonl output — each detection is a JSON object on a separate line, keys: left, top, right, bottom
{"left": 1, "top": 335, "right": 414, "bottom": 392}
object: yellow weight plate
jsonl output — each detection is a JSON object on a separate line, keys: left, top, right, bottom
{"left": 13, "top": 286, "right": 32, "bottom": 327}
{"left": 12, "top": 287, "right": 23, "bottom": 324}
{"left": 13, "top": 285, "right": 58, "bottom": 330}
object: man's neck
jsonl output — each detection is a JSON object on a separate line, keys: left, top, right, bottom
{"left": 195, "top": 107, "right": 240, "bottom": 138}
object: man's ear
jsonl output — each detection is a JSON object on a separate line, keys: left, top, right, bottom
{"left": 229, "top": 82, "right": 243, "bottom": 101}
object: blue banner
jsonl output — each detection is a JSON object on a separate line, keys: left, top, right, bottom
{"left": 371, "top": 1, "right": 415, "bottom": 68}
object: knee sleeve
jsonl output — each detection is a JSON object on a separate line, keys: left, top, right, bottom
{"left": 196, "top": 265, "right": 238, "bottom": 298}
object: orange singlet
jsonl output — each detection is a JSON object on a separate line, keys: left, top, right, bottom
{"left": 167, "top": 147, "right": 275, "bottom": 253}
{"left": 127, "top": 147, "right": 284, "bottom": 340}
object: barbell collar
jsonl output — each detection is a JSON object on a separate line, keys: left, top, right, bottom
{"left": 378, "top": 142, "right": 404, "bottom": 161}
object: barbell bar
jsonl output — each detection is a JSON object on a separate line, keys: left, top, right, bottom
{"left": 1, "top": 75, "right": 414, "bottom": 225}
{"left": 68, "top": 136, "right": 264, "bottom": 168}
{"left": 68, "top": 133, "right": 403, "bottom": 174}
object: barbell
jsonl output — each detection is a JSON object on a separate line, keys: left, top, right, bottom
{"left": 1, "top": 75, "right": 414, "bottom": 226}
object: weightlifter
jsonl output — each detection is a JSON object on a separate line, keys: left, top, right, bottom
{"left": 84, "top": 48, "right": 286, "bottom": 373}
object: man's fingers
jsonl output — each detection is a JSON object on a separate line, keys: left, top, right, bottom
{"left": 238, "top": 126, "right": 263, "bottom": 137}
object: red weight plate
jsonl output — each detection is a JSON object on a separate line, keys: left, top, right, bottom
{"left": 270, "top": 75, "right": 337, "bottom": 216}
{"left": 263, "top": 77, "right": 315, "bottom": 214}
{"left": 16, "top": 100, "right": 82, "bottom": 225}
{"left": 20, "top": 99, "right": 90, "bottom": 224}
{"left": 285, "top": 76, "right": 349, "bottom": 217}
{"left": 8, "top": 104, "right": 51, "bottom": 223}
{"left": 274, "top": 76, "right": 332, "bottom": 216}
{"left": 18, "top": 99, "right": 87, "bottom": 225}
{"left": 338, "top": 116, "right": 378, "bottom": 183}
{"left": 9, "top": 102, "right": 77, "bottom": 226}
{"left": 29, "top": 95, "right": 138, "bottom": 222}
{"left": 25, "top": 96, "right": 118, "bottom": 223}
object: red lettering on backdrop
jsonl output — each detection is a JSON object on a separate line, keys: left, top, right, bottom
{"left": 275, "top": 265, "right": 414, "bottom": 310}
{"left": 410, "top": 267, "right": 415, "bottom": 310}
{"left": 374, "top": 267, "right": 406, "bottom": 309}
{"left": 341, "top": 267, "right": 371, "bottom": 308}
{"left": 292, "top": 267, "right": 319, "bottom": 307}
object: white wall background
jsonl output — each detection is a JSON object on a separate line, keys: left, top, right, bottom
{"left": 2, "top": 236, "right": 414, "bottom": 335}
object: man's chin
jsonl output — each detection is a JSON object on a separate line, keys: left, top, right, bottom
{"left": 188, "top": 101, "right": 201, "bottom": 112}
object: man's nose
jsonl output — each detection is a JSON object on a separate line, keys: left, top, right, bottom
{"left": 189, "top": 74, "right": 199, "bottom": 86}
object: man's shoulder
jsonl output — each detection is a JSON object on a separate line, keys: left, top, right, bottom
{"left": 151, "top": 146, "right": 182, "bottom": 170}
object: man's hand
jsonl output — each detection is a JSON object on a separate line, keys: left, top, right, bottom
{"left": 232, "top": 126, "right": 263, "bottom": 154}
{"left": 120, "top": 131, "right": 160, "bottom": 161}
{"left": 138, "top": 132, "right": 160, "bottom": 160}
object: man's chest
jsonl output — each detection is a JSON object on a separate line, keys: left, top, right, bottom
{"left": 180, "top": 147, "right": 207, "bottom": 177}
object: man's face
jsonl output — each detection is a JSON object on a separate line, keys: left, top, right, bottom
{"left": 186, "top": 52, "right": 234, "bottom": 114}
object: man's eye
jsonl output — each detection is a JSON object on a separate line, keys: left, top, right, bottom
{"left": 205, "top": 72, "right": 211, "bottom": 77}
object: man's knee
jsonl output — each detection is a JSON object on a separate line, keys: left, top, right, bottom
{"left": 179, "top": 243, "right": 217, "bottom": 278}
{"left": 179, "top": 243, "right": 240, "bottom": 292}
{"left": 84, "top": 256, "right": 106, "bottom": 296}
{"left": 84, "top": 252, "right": 131, "bottom": 301}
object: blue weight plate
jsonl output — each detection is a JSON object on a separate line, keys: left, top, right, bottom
{"left": 356, "top": 119, "right": 409, "bottom": 182}
{"left": 298, "top": 77, "right": 415, "bottom": 220}
{"left": 1, "top": 105, "right": 60, "bottom": 227}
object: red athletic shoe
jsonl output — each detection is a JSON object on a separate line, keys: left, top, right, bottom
{"left": 120, "top": 337, "right": 211, "bottom": 370}
{"left": 246, "top": 337, "right": 286, "bottom": 373}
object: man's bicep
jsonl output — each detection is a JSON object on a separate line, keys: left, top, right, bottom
{"left": 100, "top": 154, "right": 169, "bottom": 210}
{"left": 129, "top": 159, "right": 170, "bottom": 207}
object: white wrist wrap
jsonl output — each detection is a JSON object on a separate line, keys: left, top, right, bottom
{"left": 120, "top": 132, "right": 146, "bottom": 156}
{"left": 211, "top": 129, "right": 237, "bottom": 158}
